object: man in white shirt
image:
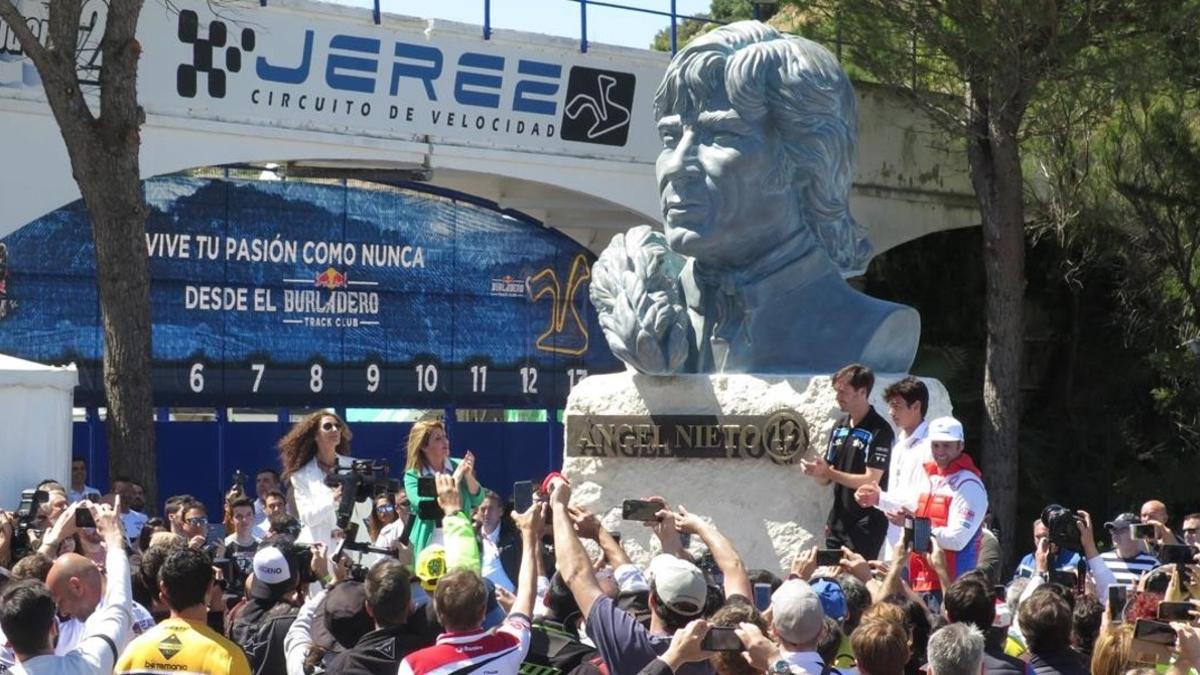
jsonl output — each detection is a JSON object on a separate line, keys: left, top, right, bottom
{"left": 109, "top": 479, "right": 148, "bottom": 544}
{"left": 0, "top": 500, "right": 131, "bottom": 675}
{"left": 66, "top": 459, "right": 100, "bottom": 505}
{"left": 854, "top": 376, "right": 932, "bottom": 560}
{"left": 474, "top": 490, "right": 516, "bottom": 593}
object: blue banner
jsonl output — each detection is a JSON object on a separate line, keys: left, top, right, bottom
{"left": 0, "top": 176, "right": 619, "bottom": 406}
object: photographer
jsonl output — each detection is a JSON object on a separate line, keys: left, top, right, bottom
{"left": 0, "top": 500, "right": 131, "bottom": 675}
{"left": 230, "top": 542, "right": 325, "bottom": 674}
{"left": 1014, "top": 518, "right": 1083, "bottom": 581}
{"left": 326, "top": 559, "right": 429, "bottom": 675}
{"left": 1014, "top": 510, "right": 1116, "bottom": 608}
{"left": 1098, "top": 513, "right": 1158, "bottom": 588}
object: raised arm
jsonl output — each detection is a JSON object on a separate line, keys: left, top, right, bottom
{"left": 549, "top": 482, "right": 604, "bottom": 620}
{"left": 436, "top": 473, "right": 481, "bottom": 573}
{"left": 568, "top": 505, "right": 632, "bottom": 568}
{"left": 76, "top": 499, "right": 132, "bottom": 672}
{"left": 674, "top": 506, "right": 751, "bottom": 600}
{"left": 510, "top": 500, "right": 546, "bottom": 618}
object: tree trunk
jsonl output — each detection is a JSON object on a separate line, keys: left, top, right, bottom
{"left": 0, "top": 0, "right": 157, "bottom": 507}
{"left": 966, "top": 107, "right": 1025, "bottom": 568}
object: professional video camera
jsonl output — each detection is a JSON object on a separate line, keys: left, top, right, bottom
{"left": 1041, "top": 503, "right": 1082, "bottom": 551}
{"left": 333, "top": 521, "right": 410, "bottom": 582}
{"left": 10, "top": 488, "right": 48, "bottom": 560}
{"left": 324, "top": 459, "right": 400, "bottom": 530}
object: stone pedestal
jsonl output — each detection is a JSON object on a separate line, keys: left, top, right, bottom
{"left": 561, "top": 371, "right": 952, "bottom": 572}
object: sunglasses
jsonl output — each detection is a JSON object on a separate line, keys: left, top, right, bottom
{"left": 376, "top": 504, "right": 395, "bottom": 514}
{"left": 321, "top": 422, "right": 340, "bottom": 431}
{"left": 186, "top": 517, "right": 208, "bottom": 527}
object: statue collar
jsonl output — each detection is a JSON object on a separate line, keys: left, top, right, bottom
{"left": 681, "top": 239, "right": 838, "bottom": 314}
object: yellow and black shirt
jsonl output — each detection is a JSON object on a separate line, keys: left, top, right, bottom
{"left": 115, "top": 617, "right": 251, "bottom": 675}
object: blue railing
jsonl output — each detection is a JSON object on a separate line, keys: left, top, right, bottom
{"left": 256, "top": 0, "right": 742, "bottom": 54}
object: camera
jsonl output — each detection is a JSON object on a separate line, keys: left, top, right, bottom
{"left": 11, "top": 488, "right": 48, "bottom": 559}
{"left": 1040, "top": 504, "right": 1082, "bottom": 551}
{"left": 324, "top": 460, "right": 401, "bottom": 530}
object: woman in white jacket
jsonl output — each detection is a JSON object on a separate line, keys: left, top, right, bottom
{"left": 277, "top": 410, "right": 354, "bottom": 551}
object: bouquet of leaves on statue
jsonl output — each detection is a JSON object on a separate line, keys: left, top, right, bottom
{"left": 589, "top": 225, "right": 691, "bottom": 374}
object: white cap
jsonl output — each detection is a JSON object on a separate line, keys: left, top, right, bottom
{"left": 928, "top": 416, "right": 964, "bottom": 442}
{"left": 771, "top": 579, "right": 824, "bottom": 644}
{"left": 252, "top": 546, "right": 292, "bottom": 584}
{"left": 647, "top": 555, "right": 707, "bottom": 616}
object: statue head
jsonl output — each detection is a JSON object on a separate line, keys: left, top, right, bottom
{"left": 653, "top": 21, "right": 872, "bottom": 274}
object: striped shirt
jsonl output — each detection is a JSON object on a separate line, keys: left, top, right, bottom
{"left": 399, "top": 614, "right": 532, "bottom": 675}
{"left": 1098, "top": 550, "right": 1158, "bottom": 587}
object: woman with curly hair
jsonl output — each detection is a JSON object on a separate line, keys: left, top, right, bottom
{"left": 277, "top": 410, "right": 355, "bottom": 550}
{"left": 402, "top": 419, "right": 484, "bottom": 554}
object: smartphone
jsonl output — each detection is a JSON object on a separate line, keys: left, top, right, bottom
{"left": 1158, "top": 601, "right": 1193, "bottom": 621}
{"left": 816, "top": 549, "right": 843, "bottom": 566}
{"left": 994, "top": 584, "right": 1008, "bottom": 601}
{"left": 513, "top": 481, "right": 535, "bottom": 513}
{"left": 1132, "top": 618, "right": 1177, "bottom": 664}
{"left": 74, "top": 508, "right": 95, "bottom": 528}
{"left": 397, "top": 513, "right": 416, "bottom": 547}
{"left": 417, "top": 476, "right": 437, "bottom": 498}
{"left": 1134, "top": 618, "right": 1177, "bottom": 645}
{"left": 912, "top": 517, "right": 932, "bottom": 553}
{"left": 622, "top": 499, "right": 662, "bottom": 522}
{"left": 700, "top": 626, "right": 744, "bottom": 652}
{"left": 1131, "top": 523, "right": 1156, "bottom": 539}
{"left": 1048, "top": 569, "right": 1078, "bottom": 588}
{"left": 1158, "top": 543, "right": 1194, "bottom": 565}
{"left": 1108, "top": 585, "right": 1129, "bottom": 623}
{"left": 753, "top": 583, "right": 772, "bottom": 612}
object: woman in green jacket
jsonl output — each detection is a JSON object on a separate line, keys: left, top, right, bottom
{"left": 403, "top": 419, "right": 485, "bottom": 554}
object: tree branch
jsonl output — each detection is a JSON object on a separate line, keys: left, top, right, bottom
{"left": 0, "top": 0, "right": 51, "bottom": 73}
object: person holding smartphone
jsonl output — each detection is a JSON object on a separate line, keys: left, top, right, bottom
{"left": 402, "top": 419, "right": 485, "bottom": 555}
{"left": 902, "top": 417, "right": 988, "bottom": 614}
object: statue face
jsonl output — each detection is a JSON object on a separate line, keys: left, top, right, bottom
{"left": 655, "top": 93, "right": 796, "bottom": 268}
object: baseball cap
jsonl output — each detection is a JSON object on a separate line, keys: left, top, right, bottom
{"left": 415, "top": 545, "right": 447, "bottom": 592}
{"left": 928, "top": 416, "right": 964, "bottom": 442}
{"left": 772, "top": 579, "right": 825, "bottom": 644}
{"left": 1105, "top": 512, "right": 1141, "bottom": 532}
{"left": 250, "top": 546, "right": 297, "bottom": 601}
{"left": 647, "top": 554, "right": 707, "bottom": 617}
{"left": 810, "top": 578, "right": 846, "bottom": 621}
{"left": 311, "top": 581, "right": 372, "bottom": 653}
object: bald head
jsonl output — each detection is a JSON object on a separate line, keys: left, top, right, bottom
{"left": 1141, "top": 500, "right": 1169, "bottom": 525}
{"left": 46, "top": 553, "right": 103, "bottom": 620}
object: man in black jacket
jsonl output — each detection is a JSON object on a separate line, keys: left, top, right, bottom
{"left": 326, "top": 559, "right": 429, "bottom": 675}
{"left": 229, "top": 544, "right": 305, "bottom": 675}
{"left": 942, "top": 577, "right": 1026, "bottom": 674}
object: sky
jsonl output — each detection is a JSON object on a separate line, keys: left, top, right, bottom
{"left": 331, "top": 0, "right": 712, "bottom": 50}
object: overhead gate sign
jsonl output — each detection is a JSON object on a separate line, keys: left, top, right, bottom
{"left": 0, "top": 177, "right": 621, "bottom": 407}
{"left": 2, "top": 0, "right": 665, "bottom": 162}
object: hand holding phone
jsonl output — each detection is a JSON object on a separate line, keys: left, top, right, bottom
{"left": 912, "top": 517, "right": 932, "bottom": 553}
{"left": 622, "top": 499, "right": 662, "bottom": 522}
{"left": 1132, "top": 523, "right": 1157, "bottom": 539}
{"left": 701, "top": 626, "right": 743, "bottom": 652}
{"left": 74, "top": 508, "right": 95, "bottom": 528}
{"left": 815, "top": 549, "right": 843, "bottom": 566}
{"left": 513, "top": 481, "right": 535, "bottom": 513}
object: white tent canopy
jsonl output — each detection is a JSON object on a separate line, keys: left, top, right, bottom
{"left": 0, "top": 354, "right": 77, "bottom": 510}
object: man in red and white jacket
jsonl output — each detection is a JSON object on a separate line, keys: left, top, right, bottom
{"left": 863, "top": 416, "right": 988, "bottom": 614}
{"left": 398, "top": 488, "right": 544, "bottom": 675}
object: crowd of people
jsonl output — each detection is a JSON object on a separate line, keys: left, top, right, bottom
{"left": 2, "top": 364, "right": 1200, "bottom": 675}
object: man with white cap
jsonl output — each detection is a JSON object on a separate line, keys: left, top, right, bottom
{"left": 548, "top": 482, "right": 716, "bottom": 675}
{"left": 888, "top": 417, "right": 988, "bottom": 614}
{"left": 768, "top": 579, "right": 828, "bottom": 674}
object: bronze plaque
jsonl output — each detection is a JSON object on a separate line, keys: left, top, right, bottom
{"left": 566, "top": 411, "right": 809, "bottom": 464}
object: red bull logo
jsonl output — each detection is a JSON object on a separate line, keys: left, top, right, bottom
{"left": 314, "top": 267, "right": 347, "bottom": 289}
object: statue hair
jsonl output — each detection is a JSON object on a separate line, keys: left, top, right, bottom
{"left": 654, "top": 21, "right": 872, "bottom": 273}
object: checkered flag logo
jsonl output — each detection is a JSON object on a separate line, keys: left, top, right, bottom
{"left": 176, "top": 9, "right": 256, "bottom": 98}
